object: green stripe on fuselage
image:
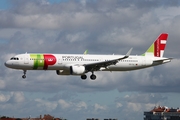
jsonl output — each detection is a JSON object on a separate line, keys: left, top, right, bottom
{"left": 30, "top": 54, "right": 44, "bottom": 69}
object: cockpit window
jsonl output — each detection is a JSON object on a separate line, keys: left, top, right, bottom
{"left": 10, "top": 57, "right": 19, "bottom": 60}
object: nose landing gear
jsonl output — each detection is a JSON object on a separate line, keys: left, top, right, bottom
{"left": 22, "top": 70, "right": 27, "bottom": 79}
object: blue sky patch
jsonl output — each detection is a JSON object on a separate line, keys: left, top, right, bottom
{"left": 48, "top": 0, "right": 68, "bottom": 4}
{"left": 0, "top": 0, "right": 11, "bottom": 10}
{"left": 0, "top": 39, "right": 8, "bottom": 44}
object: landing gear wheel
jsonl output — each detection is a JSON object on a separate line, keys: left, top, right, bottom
{"left": 22, "top": 70, "right": 27, "bottom": 79}
{"left": 22, "top": 75, "right": 26, "bottom": 79}
{"left": 81, "top": 75, "right": 87, "bottom": 80}
{"left": 90, "top": 74, "right": 96, "bottom": 80}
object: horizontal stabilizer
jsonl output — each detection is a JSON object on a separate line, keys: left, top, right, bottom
{"left": 153, "top": 58, "right": 172, "bottom": 64}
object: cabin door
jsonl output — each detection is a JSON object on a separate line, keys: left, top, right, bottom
{"left": 24, "top": 54, "right": 29, "bottom": 64}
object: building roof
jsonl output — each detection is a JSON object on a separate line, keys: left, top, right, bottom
{"left": 150, "top": 106, "right": 180, "bottom": 113}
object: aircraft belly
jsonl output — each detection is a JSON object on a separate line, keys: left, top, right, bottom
{"left": 103, "top": 63, "right": 146, "bottom": 71}
{"left": 106, "top": 66, "right": 138, "bottom": 71}
{"left": 45, "top": 65, "right": 64, "bottom": 70}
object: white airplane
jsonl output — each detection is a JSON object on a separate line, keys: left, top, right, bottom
{"left": 5, "top": 33, "right": 172, "bottom": 80}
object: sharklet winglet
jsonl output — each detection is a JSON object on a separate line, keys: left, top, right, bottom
{"left": 118, "top": 48, "right": 133, "bottom": 60}
{"left": 125, "top": 48, "right": 133, "bottom": 58}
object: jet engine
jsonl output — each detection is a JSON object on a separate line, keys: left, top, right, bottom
{"left": 56, "top": 65, "right": 86, "bottom": 75}
{"left": 70, "top": 65, "right": 85, "bottom": 75}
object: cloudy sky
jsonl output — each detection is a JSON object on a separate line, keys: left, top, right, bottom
{"left": 0, "top": 0, "right": 180, "bottom": 120}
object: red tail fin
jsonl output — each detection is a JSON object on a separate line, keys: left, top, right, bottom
{"left": 154, "top": 33, "right": 168, "bottom": 57}
{"left": 144, "top": 33, "right": 168, "bottom": 57}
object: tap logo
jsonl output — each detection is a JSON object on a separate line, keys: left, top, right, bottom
{"left": 44, "top": 54, "right": 56, "bottom": 69}
{"left": 154, "top": 34, "right": 167, "bottom": 57}
{"left": 30, "top": 54, "right": 57, "bottom": 70}
{"left": 48, "top": 59, "right": 53, "bottom": 61}
{"left": 143, "top": 33, "right": 168, "bottom": 57}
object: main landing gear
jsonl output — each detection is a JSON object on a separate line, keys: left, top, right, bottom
{"left": 81, "top": 75, "right": 87, "bottom": 80}
{"left": 22, "top": 70, "right": 27, "bottom": 79}
{"left": 81, "top": 72, "right": 96, "bottom": 80}
{"left": 90, "top": 74, "right": 96, "bottom": 80}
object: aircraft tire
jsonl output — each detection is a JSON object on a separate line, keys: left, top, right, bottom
{"left": 90, "top": 74, "right": 96, "bottom": 80}
{"left": 81, "top": 75, "right": 87, "bottom": 80}
{"left": 22, "top": 75, "right": 26, "bottom": 79}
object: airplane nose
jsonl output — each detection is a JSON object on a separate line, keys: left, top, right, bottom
{"left": 4, "top": 61, "right": 11, "bottom": 68}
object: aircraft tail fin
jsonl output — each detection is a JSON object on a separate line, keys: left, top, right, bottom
{"left": 142, "top": 33, "right": 168, "bottom": 57}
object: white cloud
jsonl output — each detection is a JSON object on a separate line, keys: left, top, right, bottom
{"left": 58, "top": 99, "right": 71, "bottom": 109}
{"left": 127, "top": 102, "right": 142, "bottom": 112}
{"left": 126, "top": 102, "right": 155, "bottom": 112}
{"left": 0, "top": 80, "right": 6, "bottom": 89}
{"left": 10, "top": 92, "right": 25, "bottom": 103}
{"left": 94, "top": 103, "right": 107, "bottom": 111}
{"left": 35, "top": 98, "right": 57, "bottom": 111}
{"left": 66, "top": 32, "right": 89, "bottom": 43}
{"left": 154, "top": 7, "right": 180, "bottom": 20}
{"left": 57, "top": 99, "right": 88, "bottom": 112}
{"left": 0, "top": 93, "right": 10, "bottom": 102}
{"left": 116, "top": 102, "right": 123, "bottom": 108}
{"left": 75, "top": 101, "right": 87, "bottom": 111}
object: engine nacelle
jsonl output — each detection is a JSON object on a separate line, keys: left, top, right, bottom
{"left": 70, "top": 65, "right": 85, "bottom": 75}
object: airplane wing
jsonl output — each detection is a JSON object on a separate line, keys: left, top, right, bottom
{"left": 83, "top": 48, "right": 133, "bottom": 72}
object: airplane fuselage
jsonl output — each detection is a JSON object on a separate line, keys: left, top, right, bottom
{"left": 5, "top": 53, "right": 170, "bottom": 71}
